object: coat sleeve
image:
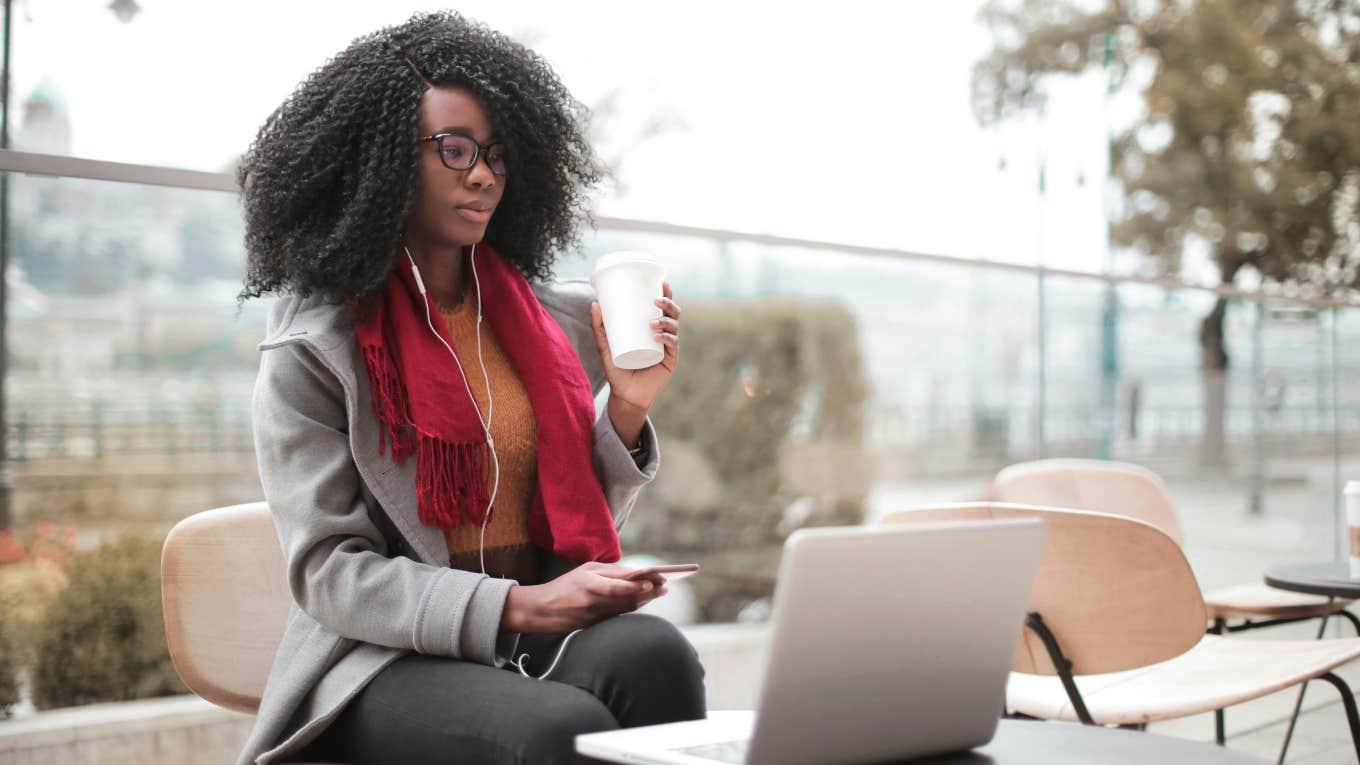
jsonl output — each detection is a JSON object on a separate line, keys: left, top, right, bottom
{"left": 251, "top": 342, "right": 514, "bottom": 666}
{"left": 592, "top": 403, "right": 658, "bottom": 532}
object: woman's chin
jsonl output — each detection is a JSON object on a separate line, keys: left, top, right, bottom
{"left": 447, "top": 221, "right": 490, "bottom": 248}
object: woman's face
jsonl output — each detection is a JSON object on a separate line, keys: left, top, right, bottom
{"left": 406, "top": 85, "right": 506, "bottom": 249}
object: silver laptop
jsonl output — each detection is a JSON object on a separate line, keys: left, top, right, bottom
{"left": 577, "top": 519, "right": 1044, "bottom": 765}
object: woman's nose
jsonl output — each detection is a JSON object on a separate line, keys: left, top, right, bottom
{"left": 465, "top": 153, "right": 498, "bottom": 188}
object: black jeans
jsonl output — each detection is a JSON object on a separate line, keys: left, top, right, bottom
{"left": 288, "top": 613, "right": 707, "bottom": 765}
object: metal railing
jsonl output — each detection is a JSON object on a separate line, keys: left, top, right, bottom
{"left": 4, "top": 148, "right": 1357, "bottom": 308}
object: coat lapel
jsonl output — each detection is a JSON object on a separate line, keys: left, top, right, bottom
{"left": 258, "top": 298, "right": 449, "bottom": 568}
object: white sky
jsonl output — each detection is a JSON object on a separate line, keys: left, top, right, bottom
{"left": 14, "top": 0, "right": 1118, "bottom": 274}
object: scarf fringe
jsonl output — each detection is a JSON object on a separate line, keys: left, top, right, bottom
{"left": 415, "top": 432, "right": 491, "bottom": 529}
{"left": 361, "top": 343, "right": 415, "bottom": 462}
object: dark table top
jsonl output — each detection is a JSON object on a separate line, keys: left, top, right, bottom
{"left": 913, "top": 719, "right": 1263, "bottom": 764}
{"left": 1264, "top": 560, "right": 1360, "bottom": 599}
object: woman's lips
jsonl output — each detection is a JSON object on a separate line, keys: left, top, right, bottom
{"left": 454, "top": 206, "right": 493, "bottom": 224}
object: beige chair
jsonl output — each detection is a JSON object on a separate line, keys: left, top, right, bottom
{"left": 160, "top": 501, "right": 293, "bottom": 714}
{"left": 991, "top": 459, "right": 1358, "bottom": 634}
{"left": 879, "top": 502, "right": 1360, "bottom": 763}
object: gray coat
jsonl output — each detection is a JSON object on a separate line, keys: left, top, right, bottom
{"left": 235, "top": 279, "right": 660, "bottom": 765}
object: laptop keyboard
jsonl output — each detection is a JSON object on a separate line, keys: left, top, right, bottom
{"left": 672, "top": 738, "right": 749, "bottom": 764}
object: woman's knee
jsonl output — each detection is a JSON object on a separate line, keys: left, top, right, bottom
{"left": 605, "top": 613, "right": 706, "bottom": 680}
{"left": 591, "top": 613, "right": 707, "bottom": 722}
{"left": 518, "top": 688, "right": 619, "bottom": 764}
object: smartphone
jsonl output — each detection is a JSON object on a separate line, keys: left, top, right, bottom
{"left": 620, "top": 563, "right": 700, "bottom": 582}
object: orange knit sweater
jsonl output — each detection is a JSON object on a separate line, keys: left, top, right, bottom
{"left": 436, "top": 283, "right": 540, "bottom": 585}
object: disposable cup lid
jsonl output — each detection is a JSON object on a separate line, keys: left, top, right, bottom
{"left": 591, "top": 251, "right": 664, "bottom": 287}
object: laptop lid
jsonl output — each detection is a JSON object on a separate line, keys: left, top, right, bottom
{"left": 743, "top": 519, "right": 1044, "bottom": 765}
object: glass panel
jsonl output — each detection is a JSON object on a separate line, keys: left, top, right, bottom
{"left": 4, "top": 171, "right": 260, "bottom": 541}
{"left": 1339, "top": 305, "right": 1360, "bottom": 556}
{"left": 1039, "top": 275, "right": 1110, "bottom": 458}
{"left": 1109, "top": 282, "right": 1211, "bottom": 465}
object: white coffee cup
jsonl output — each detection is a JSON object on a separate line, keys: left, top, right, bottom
{"left": 590, "top": 251, "right": 666, "bottom": 370}
{"left": 1347, "top": 481, "right": 1360, "bottom": 577}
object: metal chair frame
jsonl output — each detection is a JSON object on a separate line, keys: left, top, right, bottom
{"left": 1029, "top": 607, "right": 1360, "bottom": 764}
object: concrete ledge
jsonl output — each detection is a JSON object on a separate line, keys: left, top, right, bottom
{"left": 0, "top": 695, "right": 252, "bottom": 751}
{"left": 0, "top": 695, "right": 254, "bottom": 765}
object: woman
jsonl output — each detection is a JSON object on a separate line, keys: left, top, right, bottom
{"left": 234, "top": 11, "right": 705, "bottom": 765}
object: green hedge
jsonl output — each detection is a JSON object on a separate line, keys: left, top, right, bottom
{"left": 30, "top": 533, "right": 187, "bottom": 709}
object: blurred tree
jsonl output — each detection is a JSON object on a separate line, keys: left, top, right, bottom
{"left": 974, "top": 0, "right": 1360, "bottom": 466}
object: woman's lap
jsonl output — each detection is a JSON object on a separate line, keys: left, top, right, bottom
{"left": 290, "top": 613, "right": 705, "bottom": 765}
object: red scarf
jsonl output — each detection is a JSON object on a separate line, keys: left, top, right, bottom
{"left": 353, "top": 243, "right": 621, "bottom": 564}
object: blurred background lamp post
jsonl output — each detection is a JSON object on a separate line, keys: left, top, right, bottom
{"left": 0, "top": 0, "right": 11, "bottom": 529}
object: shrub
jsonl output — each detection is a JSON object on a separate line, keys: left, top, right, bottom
{"left": 0, "top": 558, "right": 68, "bottom": 670}
{"left": 0, "top": 521, "right": 77, "bottom": 670}
{"left": 30, "top": 533, "right": 187, "bottom": 709}
{"left": 633, "top": 297, "right": 868, "bottom": 540}
{"left": 625, "top": 297, "right": 869, "bottom": 619}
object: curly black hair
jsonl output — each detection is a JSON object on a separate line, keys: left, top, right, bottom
{"left": 236, "top": 11, "right": 600, "bottom": 309}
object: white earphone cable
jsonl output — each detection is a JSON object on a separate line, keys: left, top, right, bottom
{"left": 508, "top": 627, "right": 585, "bottom": 681}
{"left": 403, "top": 243, "right": 500, "bottom": 576}
{"left": 404, "top": 242, "right": 575, "bottom": 681}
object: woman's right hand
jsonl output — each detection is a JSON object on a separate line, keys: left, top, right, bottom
{"left": 500, "top": 562, "right": 668, "bottom": 634}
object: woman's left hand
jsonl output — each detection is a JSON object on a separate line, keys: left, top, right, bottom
{"left": 590, "top": 281, "right": 681, "bottom": 415}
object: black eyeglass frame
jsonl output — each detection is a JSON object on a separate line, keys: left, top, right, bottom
{"left": 419, "top": 132, "right": 508, "bottom": 176}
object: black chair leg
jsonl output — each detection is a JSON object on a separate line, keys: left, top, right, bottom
{"left": 1211, "top": 617, "right": 1226, "bottom": 745}
{"left": 1276, "top": 615, "right": 1331, "bottom": 763}
{"left": 1338, "top": 609, "right": 1360, "bottom": 637}
{"left": 1312, "top": 673, "right": 1360, "bottom": 764}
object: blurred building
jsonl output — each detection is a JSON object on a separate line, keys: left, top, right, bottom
{"left": 16, "top": 78, "right": 72, "bottom": 155}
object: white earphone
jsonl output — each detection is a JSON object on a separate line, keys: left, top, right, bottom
{"left": 404, "top": 242, "right": 500, "bottom": 577}
{"left": 404, "top": 241, "right": 583, "bottom": 681}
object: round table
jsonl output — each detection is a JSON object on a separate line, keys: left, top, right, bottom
{"left": 1264, "top": 560, "right": 1360, "bottom": 599}
{"left": 911, "top": 719, "right": 1263, "bottom": 764}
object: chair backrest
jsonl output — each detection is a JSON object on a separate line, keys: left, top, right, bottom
{"left": 992, "top": 459, "right": 1184, "bottom": 545}
{"left": 161, "top": 502, "right": 291, "bottom": 714}
{"left": 879, "top": 502, "right": 1205, "bottom": 676}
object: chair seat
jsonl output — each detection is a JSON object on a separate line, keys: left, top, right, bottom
{"left": 1007, "top": 634, "right": 1360, "bottom": 725}
{"left": 1203, "top": 582, "right": 1354, "bottom": 621}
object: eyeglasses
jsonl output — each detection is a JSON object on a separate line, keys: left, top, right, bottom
{"left": 419, "top": 132, "right": 508, "bottom": 176}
